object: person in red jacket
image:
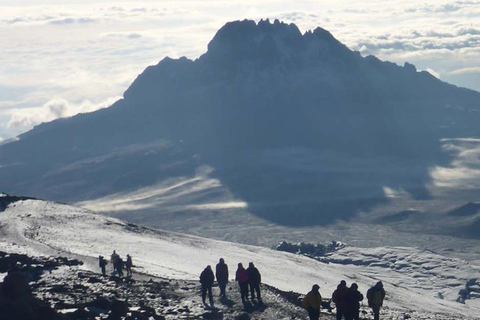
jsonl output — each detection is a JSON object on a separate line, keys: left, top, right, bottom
{"left": 235, "top": 263, "right": 249, "bottom": 303}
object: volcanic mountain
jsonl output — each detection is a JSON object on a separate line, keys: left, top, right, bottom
{"left": 1, "top": 19, "right": 480, "bottom": 242}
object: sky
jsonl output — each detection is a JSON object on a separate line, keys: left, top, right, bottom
{"left": 1, "top": 0, "right": 480, "bottom": 142}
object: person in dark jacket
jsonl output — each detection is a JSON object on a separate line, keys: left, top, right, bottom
{"left": 200, "top": 265, "right": 215, "bottom": 307}
{"left": 345, "top": 283, "right": 363, "bottom": 320}
{"left": 367, "top": 281, "right": 385, "bottom": 320}
{"left": 332, "top": 280, "right": 348, "bottom": 320}
{"left": 303, "top": 284, "right": 322, "bottom": 320}
{"left": 215, "top": 258, "right": 229, "bottom": 297}
{"left": 98, "top": 255, "right": 107, "bottom": 276}
{"left": 235, "top": 263, "right": 249, "bottom": 303}
{"left": 111, "top": 250, "right": 119, "bottom": 273}
{"left": 246, "top": 262, "right": 262, "bottom": 300}
{"left": 126, "top": 254, "right": 133, "bottom": 276}
{"left": 116, "top": 257, "right": 124, "bottom": 277}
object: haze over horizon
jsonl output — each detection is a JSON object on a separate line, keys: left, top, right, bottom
{"left": 2, "top": 0, "right": 480, "bottom": 142}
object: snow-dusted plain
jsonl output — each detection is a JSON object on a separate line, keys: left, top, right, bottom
{"left": 1, "top": 197, "right": 479, "bottom": 319}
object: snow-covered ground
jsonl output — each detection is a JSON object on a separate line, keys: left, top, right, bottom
{"left": 1, "top": 198, "right": 479, "bottom": 319}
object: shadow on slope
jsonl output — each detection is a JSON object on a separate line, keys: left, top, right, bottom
{"left": 374, "top": 210, "right": 421, "bottom": 224}
{"left": 448, "top": 202, "right": 480, "bottom": 217}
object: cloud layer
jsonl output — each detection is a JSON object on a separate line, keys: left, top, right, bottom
{"left": 430, "top": 138, "right": 480, "bottom": 190}
{"left": 1, "top": 0, "right": 480, "bottom": 140}
{"left": 7, "top": 97, "right": 120, "bottom": 131}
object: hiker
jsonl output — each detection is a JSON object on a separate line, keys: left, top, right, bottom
{"left": 235, "top": 263, "right": 249, "bottom": 303}
{"left": 111, "top": 250, "right": 119, "bottom": 273}
{"left": 332, "top": 280, "right": 348, "bottom": 320}
{"left": 367, "top": 281, "right": 385, "bottom": 320}
{"left": 98, "top": 255, "right": 107, "bottom": 276}
{"left": 116, "top": 257, "right": 124, "bottom": 277}
{"left": 215, "top": 258, "right": 229, "bottom": 297}
{"left": 345, "top": 283, "right": 363, "bottom": 320}
{"left": 126, "top": 254, "right": 133, "bottom": 276}
{"left": 247, "top": 262, "right": 262, "bottom": 300}
{"left": 303, "top": 284, "right": 322, "bottom": 320}
{"left": 200, "top": 265, "right": 215, "bottom": 307}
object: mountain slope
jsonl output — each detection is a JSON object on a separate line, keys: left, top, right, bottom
{"left": 1, "top": 196, "right": 480, "bottom": 319}
{"left": 0, "top": 19, "right": 480, "bottom": 238}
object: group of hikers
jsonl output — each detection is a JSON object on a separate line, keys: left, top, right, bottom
{"left": 304, "top": 280, "right": 386, "bottom": 320}
{"left": 199, "top": 258, "right": 385, "bottom": 320}
{"left": 98, "top": 250, "right": 133, "bottom": 277}
{"left": 199, "top": 258, "right": 262, "bottom": 308}
{"left": 98, "top": 254, "right": 385, "bottom": 319}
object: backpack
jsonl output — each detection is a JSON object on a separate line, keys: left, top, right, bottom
{"left": 371, "top": 290, "right": 383, "bottom": 305}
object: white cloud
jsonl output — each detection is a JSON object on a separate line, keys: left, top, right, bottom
{"left": 7, "top": 96, "right": 120, "bottom": 131}
{"left": 449, "top": 66, "right": 480, "bottom": 75}
{"left": 430, "top": 166, "right": 480, "bottom": 188}
{"left": 48, "top": 17, "right": 96, "bottom": 25}
{"left": 382, "top": 186, "right": 411, "bottom": 199}
{"left": 430, "top": 139, "right": 480, "bottom": 189}
{"left": 77, "top": 165, "right": 236, "bottom": 213}
{"left": 425, "top": 68, "right": 441, "bottom": 79}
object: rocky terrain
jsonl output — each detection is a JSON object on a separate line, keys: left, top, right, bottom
{"left": 0, "top": 250, "right": 330, "bottom": 320}
{"left": 2, "top": 250, "right": 478, "bottom": 320}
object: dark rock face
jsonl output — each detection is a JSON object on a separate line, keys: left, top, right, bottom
{"left": 2, "top": 271, "right": 32, "bottom": 300}
{"left": 457, "top": 279, "right": 480, "bottom": 304}
{"left": 0, "top": 271, "right": 64, "bottom": 320}
{"left": 108, "top": 300, "right": 129, "bottom": 320}
{"left": 1, "top": 20, "right": 480, "bottom": 230}
{"left": 0, "top": 251, "right": 84, "bottom": 320}
{"left": 275, "top": 240, "right": 343, "bottom": 258}
{"left": 0, "top": 194, "right": 35, "bottom": 212}
{"left": 0, "top": 251, "right": 82, "bottom": 276}
{"left": 0, "top": 251, "right": 171, "bottom": 320}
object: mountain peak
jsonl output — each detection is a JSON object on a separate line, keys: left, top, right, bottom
{"left": 204, "top": 19, "right": 344, "bottom": 64}
{"left": 208, "top": 19, "right": 302, "bottom": 46}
